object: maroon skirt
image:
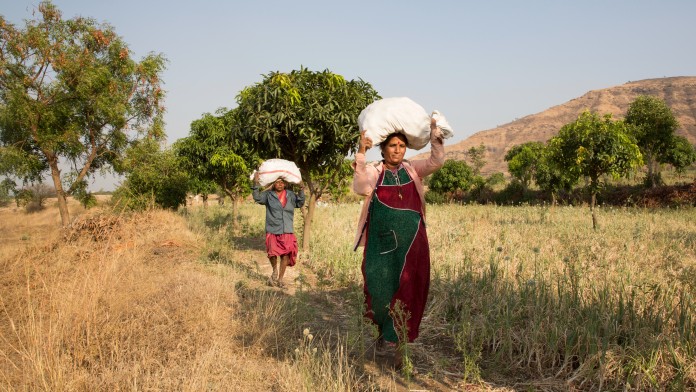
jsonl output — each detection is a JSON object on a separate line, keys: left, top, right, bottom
{"left": 265, "top": 233, "right": 298, "bottom": 266}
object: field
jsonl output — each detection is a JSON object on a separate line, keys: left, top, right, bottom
{"left": 1, "top": 197, "right": 694, "bottom": 391}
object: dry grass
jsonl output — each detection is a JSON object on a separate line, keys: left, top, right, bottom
{"left": 307, "top": 202, "right": 696, "bottom": 390}
{"left": 0, "top": 200, "right": 382, "bottom": 391}
{"left": 2, "top": 197, "right": 694, "bottom": 391}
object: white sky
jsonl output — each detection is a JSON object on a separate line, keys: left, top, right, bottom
{"left": 4, "top": 0, "right": 696, "bottom": 191}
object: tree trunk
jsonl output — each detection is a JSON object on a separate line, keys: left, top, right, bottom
{"left": 224, "top": 188, "right": 240, "bottom": 234}
{"left": 231, "top": 196, "right": 240, "bottom": 234}
{"left": 590, "top": 192, "right": 598, "bottom": 230}
{"left": 301, "top": 191, "right": 317, "bottom": 253}
{"left": 645, "top": 153, "right": 660, "bottom": 188}
{"left": 48, "top": 158, "right": 70, "bottom": 227}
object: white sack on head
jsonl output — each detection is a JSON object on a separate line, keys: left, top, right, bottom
{"left": 430, "top": 110, "right": 454, "bottom": 139}
{"left": 357, "top": 97, "right": 454, "bottom": 151}
{"left": 250, "top": 159, "right": 302, "bottom": 187}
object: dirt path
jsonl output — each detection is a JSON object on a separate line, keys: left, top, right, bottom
{"left": 231, "top": 243, "right": 486, "bottom": 392}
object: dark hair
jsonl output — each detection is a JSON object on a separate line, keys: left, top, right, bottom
{"left": 379, "top": 133, "right": 408, "bottom": 157}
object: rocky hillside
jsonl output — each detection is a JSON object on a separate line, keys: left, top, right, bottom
{"left": 419, "top": 76, "right": 696, "bottom": 174}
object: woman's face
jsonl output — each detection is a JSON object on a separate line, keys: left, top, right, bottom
{"left": 381, "top": 134, "right": 407, "bottom": 167}
{"left": 273, "top": 179, "right": 286, "bottom": 192}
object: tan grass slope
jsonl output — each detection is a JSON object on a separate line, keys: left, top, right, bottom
{"left": 417, "top": 76, "right": 696, "bottom": 175}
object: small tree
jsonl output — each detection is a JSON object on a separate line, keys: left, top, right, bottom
{"left": 664, "top": 136, "right": 696, "bottom": 177}
{"left": 428, "top": 159, "right": 474, "bottom": 202}
{"left": 112, "top": 140, "right": 188, "bottom": 211}
{"left": 466, "top": 143, "right": 487, "bottom": 176}
{"left": 174, "top": 109, "right": 257, "bottom": 226}
{"left": 236, "top": 67, "right": 379, "bottom": 252}
{"left": 624, "top": 95, "right": 679, "bottom": 187}
{"left": 0, "top": 178, "right": 16, "bottom": 207}
{"left": 504, "top": 142, "right": 545, "bottom": 193}
{"left": 15, "top": 182, "right": 55, "bottom": 212}
{"left": 0, "top": 2, "right": 166, "bottom": 226}
{"left": 549, "top": 111, "right": 642, "bottom": 229}
{"left": 534, "top": 144, "right": 575, "bottom": 206}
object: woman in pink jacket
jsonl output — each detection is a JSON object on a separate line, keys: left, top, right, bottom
{"left": 352, "top": 118, "right": 444, "bottom": 367}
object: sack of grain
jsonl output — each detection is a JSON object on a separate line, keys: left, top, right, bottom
{"left": 251, "top": 159, "right": 302, "bottom": 187}
{"left": 357, "top": 97, "right": 454, "bottom": 150}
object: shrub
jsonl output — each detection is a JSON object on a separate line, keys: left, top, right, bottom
{"left": 425, "top": 190, "right": 447, "bottom": 205}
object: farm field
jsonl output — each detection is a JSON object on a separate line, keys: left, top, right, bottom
{"left": 1, "top": 198, "right": 694, "bottom": 391}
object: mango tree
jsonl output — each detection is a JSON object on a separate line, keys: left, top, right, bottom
{"left": 549, "top": 111, "right": 642, "bottom": 229}
{"left": 533, "top": 143, "right": 575, "bottom": 206}
{"left": 235, "top": 67, "right": 379, "bottom": 252}
{"left": 504, "top": 141, "right": 545, "bottom": 193}
{"left": 174, "top": 109, "right": 257, "bottom": 229}
{"left": 428, "top": 159, "right": 474, "bottom": 203}
{"left": 0, "top": 1, "right": 166, "bottom": 226}
{"left": 624, "top": 95, "right": 680, "bottom": 187}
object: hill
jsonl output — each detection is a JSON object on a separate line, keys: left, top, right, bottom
{"left": 417, "top": 76, "right": 696, "bottom": 174}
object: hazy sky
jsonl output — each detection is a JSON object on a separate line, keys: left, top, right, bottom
{"left": 4, "top": 1, "right": 696, "bottom": 190}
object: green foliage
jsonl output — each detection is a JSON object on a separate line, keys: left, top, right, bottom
{"left": 625, "top": 95, "right": 680, "bottom": 187}
{"left": 486, "top": 172, "right": 505, "bottom": 187}
{"left": 495, "top": 180, "right": 526, "bottom": 204}
{"left": 549, "top": 111, "right": 643, "bottom": 194}
{"left": 424, "top": 190, "right": 448, "bottom": 205}
{"left": 112, "top": 140, "right": 189, "bottom": 211}
{"left": 549, "top": 111, "right": 643, "bottom": 228}
{"left": 466, "top": 144, "right": 487, "bottom": 175}
{"left": 318, "top": 159, "right": 353, "bottom": 202}
{"left": 664, "top": 135, "right": 696, "bottom": 174}
{"left": 534, "top": 143, "right": 576, "bottom": 201}
{"left": 15, "top": 183, "right": 54, "bottom": 212}
{"left": 71, "top": 178, "right": 97, "bottom": 209}
{"left": 14, "top": 189, "right": 33, "bottom": 208}
{"left": 235, "top": 67, "right": 379, "bottom": 199}
{"left": 504, "top": 141, "right": 545, "bottom": 191}
{"left": 174, "top": 109, "right": 257, "bottom": 202}
{"left": 235, "top": 67, "right": 379, "bottom": 250}
{"left": 428, "top": 159, "right": 474, "bottom": 202}
{"left": 0, "top": 1, "right": 166, "bottom": 224}
{"left": 0, "top": 178, "right": 16, "bottom": 206}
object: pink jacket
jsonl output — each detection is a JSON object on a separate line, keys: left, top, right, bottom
{"left": 352, "top": 132, "right": 445, "bottom": 249}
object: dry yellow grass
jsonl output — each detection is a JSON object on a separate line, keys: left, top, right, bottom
{"left": 2, "top": 198, "right": 694, "bottom": 391}
{"left": 0, "top": 205, "right": 295, "bottom": 390}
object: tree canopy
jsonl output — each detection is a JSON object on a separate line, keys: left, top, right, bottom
{"left": 174, "top": 108, "right": 258, "bottom": 225}
{"left": 428, "top": 159, "right": 474, "bottom": 202}
{"left": 624, "top": 95, "right": 681, "bottom": 187}
{"left": 549, "top": 111, "right": 642, "bottom": 229}
{"left": 0, "top": 1, "right": 166, "bottom": 225}
{"left": 112, "top": 139, "right": 189, "bottom": 211}
{"left": 176, "top": 109, "right": 257, "bottom": 197}
{"left": 664, "top": 135, "right": 696, "bottom": 174}
{"left": 504, "top": 141, "right": 545, "bottom": 192}
{"left": 235, "top": 67, "right": 379, "bottom": 251}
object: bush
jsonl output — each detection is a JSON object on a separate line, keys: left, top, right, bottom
{"left": 425, "top": 190, "right": 447, "bottom": 205}
{"left": 15, "top": 183, "right": 54, "bottom": 212}
{"left": 0, "top": 178, "right": 16, "bottom": 207}
{"left": 112, "top": 141, "right": 190, "bottom": 211}
{"left": 493, "top": 180, "right": 526, "bottom": 204}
